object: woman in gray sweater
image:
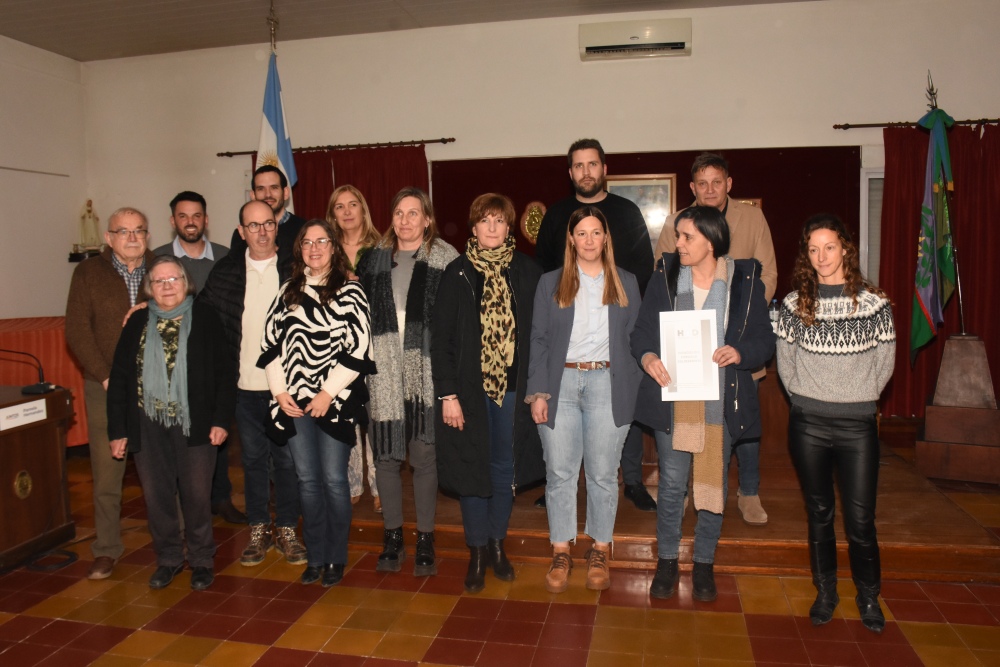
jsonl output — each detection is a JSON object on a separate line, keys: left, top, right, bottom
{"left": 776, "top": 214, "right": 896, "bottom": 633}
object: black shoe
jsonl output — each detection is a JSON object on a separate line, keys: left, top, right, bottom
{"left": 322, "top": 564, "right": 344, "bottom": 588}
{"left": 624, "top": 484, "right": 657, "bottom": 512}
{"left": 809, "top": 576, "right": 839, "bottom": 626}
{"left": 487, "top": 538, "right": 516, "bottom": 581}
{"left": 414, "top": 531, "right": 437, "bottom": 577}
{"left": 534, "top": 493, "right": 546, "bottom": 508}
{"left": 211, "top": 499, "right": 248, "bottom": 524}
{"left": 465, "top": 546, "right": 488, "bottom": 593}
{"left": 856, "top": 589, "right": 885, "bottom": 633}
{"left": 301, "top": 565, "right": 322, "bottom": 585}
{"left": 692, "top": 562, "right": 717, "bottom": 602}
{"left": 376, "top": 527, "right": 405, "bottom": 572}
{"left": 149, "top": 563, "right": 184, "bottom": 590}
{"left": 190, "top": 567, "right": 214, "bottom": 591}
{"left": 649, "top": 558, "right": 679, "bottom": 599}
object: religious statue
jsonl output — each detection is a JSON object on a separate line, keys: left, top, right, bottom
{"left": 77, "top": 199, "right": 102, "bottom": 251}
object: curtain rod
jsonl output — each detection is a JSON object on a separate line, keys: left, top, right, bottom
{"left": 833, "top": 118, "right": 998, "bottom": 130}
{"left": 216, "top": 137, "right": 455, "bottom": 158}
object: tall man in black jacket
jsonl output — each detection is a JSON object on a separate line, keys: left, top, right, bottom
{"left": 533, "top": 138, "right": 656, "bottom": 512}
{"left": 229, "top": 165, "right": 305, "bottom": 271}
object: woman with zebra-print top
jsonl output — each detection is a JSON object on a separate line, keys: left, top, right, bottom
{"left": 259, "top": 219, "right": 375, "bottom": 588}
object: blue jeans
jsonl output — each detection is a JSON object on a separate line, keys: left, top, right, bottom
{"left": 538, "top": 368, "right": 629, "bottom": 544}
{"left": 654, "top": 429, "right": 733, "bottom": 563}
{"left": 460, "top": 392, "right": 516, "bottom": 547}
{"left": 235, "top": 390, "right": 300, "bottom": 527}
{"left": 287, "top": 416, "right": 352, "bottom": 567}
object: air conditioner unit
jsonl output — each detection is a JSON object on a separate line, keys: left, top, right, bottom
{"left": 579, "top": 18, "right": 692, "bottom": 61}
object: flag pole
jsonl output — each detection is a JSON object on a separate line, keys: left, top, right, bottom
{"left": 267, "top": 1, "right": 278, "bottom": 54}
{"left": 930, "top": 72, "right": 967, "bottom": 337}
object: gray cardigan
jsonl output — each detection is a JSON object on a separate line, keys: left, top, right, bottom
{"left": 526, "top": 267, "right": 643, "bottom": 428}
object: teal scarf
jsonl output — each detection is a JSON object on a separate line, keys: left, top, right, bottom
{"left": 143, "top": 295, "right": 194, "bottom": 435}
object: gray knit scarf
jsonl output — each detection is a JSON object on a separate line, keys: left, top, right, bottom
{"left": 142, "top": 295, "right": 193, "bottom": 436}
{"left": 673, "top": 258, "right": 732, "bottom": 513}
{"left": 363, "top": 239, "right": 458, "bottom": 461}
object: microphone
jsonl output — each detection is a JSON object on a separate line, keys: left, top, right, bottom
{"left": 0, "top": 348, "right": 56, "bottom": 395}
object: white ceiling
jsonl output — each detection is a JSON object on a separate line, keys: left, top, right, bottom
{"left": 0, "top": 0, "right": 816, "bottom": 62}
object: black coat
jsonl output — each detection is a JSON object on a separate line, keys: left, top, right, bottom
{"left": 630, "top": 253, "right": 775, "bottom": 441}
{"left": 431, "top": 251, "right": 545, "bottom": 497}
{"left": 107, "top": 302, "right": 237, "bottom": 451}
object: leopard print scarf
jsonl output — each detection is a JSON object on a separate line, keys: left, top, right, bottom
{"left": 466, "top": 235, "right": 516, "bottom": 405}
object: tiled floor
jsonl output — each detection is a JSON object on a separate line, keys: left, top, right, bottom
{"left": 1, "top": 452, "right": 999, "bottom": 666}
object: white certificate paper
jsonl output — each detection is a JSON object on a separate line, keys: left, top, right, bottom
{"left": 658, "top": 310, "right": 720, "bottom": 402}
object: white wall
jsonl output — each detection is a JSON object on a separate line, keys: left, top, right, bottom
{"left": 0, "top": 36, "right": 86, "bottom": 317}
{"left": 4, "top": 0, "right": 998, "bottom": 317}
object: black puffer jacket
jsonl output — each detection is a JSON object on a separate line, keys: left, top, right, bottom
{"left": 431, "top": 251, "right": 545, "bottom": 497}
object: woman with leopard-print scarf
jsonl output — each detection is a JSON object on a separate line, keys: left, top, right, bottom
{"left": 432, "top": 193, "right": 544, "bottom": 594}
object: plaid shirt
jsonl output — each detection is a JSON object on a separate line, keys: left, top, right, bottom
{"left": 110, "top": 252, "right": 146, "bottom": 306}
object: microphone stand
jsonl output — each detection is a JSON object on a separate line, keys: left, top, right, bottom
{"left": 0, "top": 349, "right": 56, "bottom": 395}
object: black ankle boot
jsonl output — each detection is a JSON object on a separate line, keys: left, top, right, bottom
{"left": 465, "top": 546, "right": 488, "bottom": 593}
{"left": 414, "top": 531, "right": 437, "bottom": 577}
{"left": 376, "top": 527, "right": 405, "bottom": 572}
{"left": 810, "top": 574, "right": 839, "bottom": 625}
{"left": 487, "top": 538, "right": 515, "bottom": 581}
{"left": 649, "top": 558, "right": 679, "bottom": 599}
{"left": 692, "top": 562, "right": 717, "bottom": 602}
{"left": 808, "top": 540, "right": 839, "bottom": 626}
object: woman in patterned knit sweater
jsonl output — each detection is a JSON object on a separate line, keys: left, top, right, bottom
{"left": 776, "top": 214, "right": 896, "bottom": 633}
{"left": 260, "top": 219, "right": 374, "bottom": 587}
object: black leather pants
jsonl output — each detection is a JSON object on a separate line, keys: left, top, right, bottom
{"left": 789, "top": 406, "right": 881, "bottom": 588}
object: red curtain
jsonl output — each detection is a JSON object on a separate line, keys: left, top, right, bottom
{"left": 251, "top": 145, "right": 429, "bottom": 228}
{"left": 289, "top": 151, "right": 334, "bottom": 220}
{"left": 880, "top": 124, "right": 1000, "bottom": 417}
{"left": 331, "top": 146, "right": 429, "bottom": 234}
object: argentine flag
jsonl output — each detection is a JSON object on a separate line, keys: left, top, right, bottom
{"left": 257, "top": 51, "right": 298, "bottom": 212}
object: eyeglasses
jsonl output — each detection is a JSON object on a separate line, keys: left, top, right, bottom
{"left": 243, "top": 220, "right": 277, "bottom": 233}
{"left": 301, "top": 238, "right": 333, "bottom": 249}
{"left": 109, "top": 229, "right": 149, "bottom": 239}
{"left": 151, "top": 276, "right": 184, "bottom": 288}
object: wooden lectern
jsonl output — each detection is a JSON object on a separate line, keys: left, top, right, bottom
{"left": 0, "top": 387, "right": 76, "bottom": 569}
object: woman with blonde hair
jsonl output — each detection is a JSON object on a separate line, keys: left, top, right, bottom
{"left": 357, "top": 187, "right": 458, "bottom": 577}
{"left": 777, "top": 214, "right": 895, "bottom": 632}
{"left": 326, "top": 184, "right": 382, "bottom": 512}
{"left": 526, "top": 205, "right": 642, "bottom": 593}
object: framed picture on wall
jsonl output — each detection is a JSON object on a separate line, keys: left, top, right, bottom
{"left": 606, "top": 173, "right": 677, "bottom": 250}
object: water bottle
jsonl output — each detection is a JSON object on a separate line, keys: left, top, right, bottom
{"left": 768, "top": 298, "right": 779, "bottom": 334}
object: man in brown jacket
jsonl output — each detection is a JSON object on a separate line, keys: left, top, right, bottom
{"left": 654, "top": 153, "right": 777, "bottom": 526}
{"left": 66, "top": 207, "right": 155, "bottom": 579}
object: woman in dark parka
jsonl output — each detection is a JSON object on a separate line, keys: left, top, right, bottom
{"left": 631, "top": 205, "right": 774, "bottom": 602}
{"left": 432, "top": 193, "right": 544, "bottom": 593}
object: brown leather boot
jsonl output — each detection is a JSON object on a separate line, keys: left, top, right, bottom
{"left": 585, "top": 546, "right": 610, "bottom": 591}
{"left": 545, "top": 551, "right": 573, "bottom": 593}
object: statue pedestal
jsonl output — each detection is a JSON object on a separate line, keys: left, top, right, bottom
{"left": 916, "top": 335, "right": 999, "bottom": 483}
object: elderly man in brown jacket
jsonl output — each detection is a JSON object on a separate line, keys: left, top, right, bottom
{"left": 654, "top": 153, "right": 777, "bottom": 527}
{"left": 66, "top": 207, "right": 155, "bottom": 579}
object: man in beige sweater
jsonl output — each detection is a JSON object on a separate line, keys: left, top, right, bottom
{"left": 654, "top": 153, "right": 776, "bottom": 525}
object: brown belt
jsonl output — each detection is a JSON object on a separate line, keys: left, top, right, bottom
{"left": 564, "top": 361, "right": 610, "bottom": 370}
